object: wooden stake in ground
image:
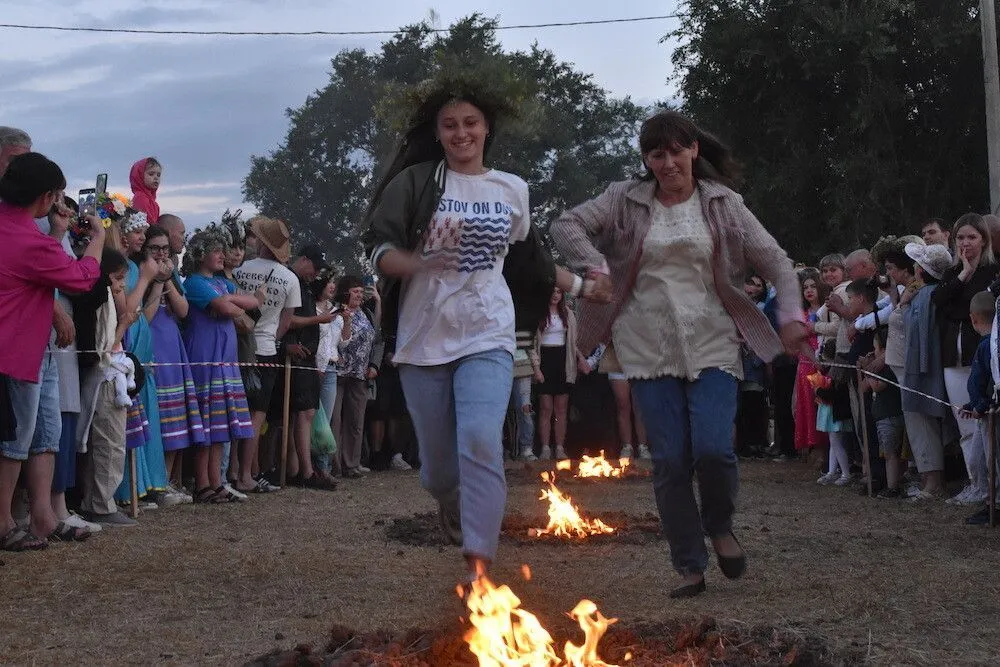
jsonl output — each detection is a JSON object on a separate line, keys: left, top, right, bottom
{"left": 989, "top": 409, "right": 997, "bottom": 528}
{"left": 856, "top": 379, "right": 874, "bottom": 498}
{"left": 129, "top": 449, "right": 139, "bottom": 519}
{"left": 279, "top": 355, "right": 292, "bottom": 488}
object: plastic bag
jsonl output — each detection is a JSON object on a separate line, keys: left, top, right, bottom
{"left": 311, "top": 406, "right": 336, "bottom": 455}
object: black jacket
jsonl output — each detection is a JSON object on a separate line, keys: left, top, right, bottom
{"left": 362, "top": 160, "right": 557, "bottom": 351}
{"left": 932, "top": 263, "right": 1000, "bottom": 367}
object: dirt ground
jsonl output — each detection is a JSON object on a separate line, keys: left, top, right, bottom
{"left": 3, "top": 458, "right": 1000, "bottom": 666}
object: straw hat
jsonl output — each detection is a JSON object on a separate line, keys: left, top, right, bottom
{"left": 247, "top": 216, "right": 290, "bottom": 263}
{"left": 905, "top": 242, "right": 952, "bottom": 280}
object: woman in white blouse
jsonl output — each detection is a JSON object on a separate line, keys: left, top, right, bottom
{"left": 532, "top": 287, "right": 578, "bottom": 460}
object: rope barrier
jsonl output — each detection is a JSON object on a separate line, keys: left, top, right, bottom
{"left": 50, "top": 348, "right": 327, "bottom": 374}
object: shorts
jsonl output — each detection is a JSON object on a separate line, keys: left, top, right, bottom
{"left": 268, "top": 354, "right": 321, "bottom": 417}
{"left": 0, "top": 351, "right": 61, "bottom": 461}
{"left": 538, "top": 346, "right": 571, "bottom": 395}
{"left": 876, "top": 415, "right": 904, "bottom": 456}
{"left": 248, "top": 354, "right": 280, "bottom": 413}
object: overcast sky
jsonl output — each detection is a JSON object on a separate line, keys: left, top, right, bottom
{"left": 0, "top": 1, "right": 679, "bottom": 228}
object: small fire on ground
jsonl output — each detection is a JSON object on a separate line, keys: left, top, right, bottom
{"left": 461, "top": 566, "right": 628, "bottom": 666}
{"left": 530, "top": 472, "right": 615, "bottom": 539}
{"left": 556, "top": 451, "right": 631, "bottom": 479}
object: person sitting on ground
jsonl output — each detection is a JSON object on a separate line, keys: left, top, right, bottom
{"left": 961, "top": 291, "right": 998, "bottom": 525}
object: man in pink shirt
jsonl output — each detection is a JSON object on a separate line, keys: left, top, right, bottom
{"left": 0, "top": 152, "right": 105, "bottom": 551}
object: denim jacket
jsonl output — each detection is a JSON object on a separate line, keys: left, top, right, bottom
{"left": 965, "top": 335, "right": 994, "bottom": 414}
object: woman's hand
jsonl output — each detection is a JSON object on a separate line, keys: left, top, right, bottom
{"left": 958, "top": 246, "right": 975, "bottom": 282}
{"left": 140, "top": 255, "right": 160, "bottom": 281}
{"left": 581, "top": 272, "right": 612, "bottom": 304}
{"left": 533, "top": 370, "right": 545, "bottom": 384}
{"left": 254, "top": 286, "right": 267, "bottom": 306}
{"left": 576, "top": 350, "right": 593, "bottom": 375}
{"left": 379, "top": 248, "right": 453, "bottom": 277}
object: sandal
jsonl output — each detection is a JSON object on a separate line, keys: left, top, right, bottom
{"left": 300, "top": 472, "right": 338, "bottom": 491}
{"left": 212, "top": 485, "right": 243, "bottom": 503}
{"left": 49, "top": 520, "right": 92, "bottom": 543}
{"left": 193, "top": 487, "right": 219, "bottom": 504}
{"left": 1, "top": 526, "right": 49, "bottom": 552}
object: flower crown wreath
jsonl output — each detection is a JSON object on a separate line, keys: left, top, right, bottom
{"left": 121, "top": 210, "right": 149, "bottom": 234}
{"left": 95, "top": 192, "right": 131, "bottom": 228}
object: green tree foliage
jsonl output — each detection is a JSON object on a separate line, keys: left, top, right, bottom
{"left": 244, "top": 15, "right": 646, "bottom": 271}
{"left": 671, "top": 0, "right": 991, "bottom": 261}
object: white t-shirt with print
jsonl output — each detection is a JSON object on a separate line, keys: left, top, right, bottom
{"left": 393, "top": 169, "right": 530, "bottom": 366}
{"left": 233, "top": 257, "right": 302, "bottom": 356}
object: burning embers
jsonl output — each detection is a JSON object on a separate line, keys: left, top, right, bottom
{"left": 529, "top": 472, "right": 615, "bottom": 539}
{"left": 556, "top": 452, "right": 631, "bottom": 479}
{"left": 462, "top": 566, "right": 626, "bottom": 667}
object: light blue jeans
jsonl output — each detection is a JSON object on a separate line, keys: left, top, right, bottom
{"left": 398, "top": 348, "right": 513, "bottom": 559}
{"left": 313, "top": 368, "right": 339, "bottom": 474}
{"left": 1, "top": 349, "right": 61, "bottom": 461}
{"left": 632, "top": 369, "right": 739, "bottom": 576}
{"left": 510, "top": 376, "right": 535, "bottom": 451}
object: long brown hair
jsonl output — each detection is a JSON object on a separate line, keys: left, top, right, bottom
{"left": 799, "top": 268, "right": 830, "bottom": 310}
{"left": 540, "top": 287, "right": 569, "bottom": 331}
{"left": 638, "top": 111, "right": 743, "bottom": 189}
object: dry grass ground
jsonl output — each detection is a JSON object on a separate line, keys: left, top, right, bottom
{"left": 3, "top": 458, "right": 1000, "bottom": 665}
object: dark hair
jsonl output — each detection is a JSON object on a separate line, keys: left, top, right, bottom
{"left": 334, "top": 274, "right": 363, "bottom": 305}
{"left": 0, "top": 152, "right": 66, "bottom": 207}
{"left": 365, "top": 88, "right": 503, "bottom": 223}
{"left": 846, "top": 278, "right": 878, "bottom": 305}
{"left": 311, "top": 274, "right": 335, "bottom": 301}
{"left": 881, "top": 250, "right": 916, "bottom": 275}
{"left": 540, "top": 287, "right": 569, "bottom": 331}
{"left": 145, "top": 157, "right": 162, "bottom": 170}
{"left": 100, "top": 248, "right": 128, "bottom": 277}
{"left": 144, "top": 224, "right": 169, "bottom": 246}
{"left": 799, "top": 268, "right": 830, "bottom": 309}
{"left": 639, "top": 111, "right": 742, "bottom": 189}
{"left": 922, "top": 217, "right": 947, "bottom": 233}
{"left": 971, "top": 290, "right": 997, "bottom": 319}
{"left": 744, "top": 273, "right": 767, "bottom": 303}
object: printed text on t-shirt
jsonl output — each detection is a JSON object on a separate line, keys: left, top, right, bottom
{"left": 423, "top": 197, "right": 513, "bottom": 273}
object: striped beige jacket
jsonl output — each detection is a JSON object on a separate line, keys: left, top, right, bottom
{"left": 549, "top": 178, "right": 802, "bottom": 364}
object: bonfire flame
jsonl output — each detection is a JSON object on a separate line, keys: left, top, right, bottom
{"left": 463, "top": 569, "right": 621, "bottom": 666}
{"left": 531, "top": 472, "right": 615, "bottom": 539}
{"left": 574, "top": 451, "right": 630, "bottom": 479}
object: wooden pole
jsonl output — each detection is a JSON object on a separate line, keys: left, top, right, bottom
{"left": 279, "top": 356, "right": 292, "bottom": 488}
{"left": 129, "top": 449, "right": 139, "bottom": 519}
{"left": 989, "top": 410, "right": 997, "bottom": 527}
{"left": 856, "top": 379, "right": 874, "bottom": 498}
{"left": 982, "top": 0, "right": 1000, "bottom": 213}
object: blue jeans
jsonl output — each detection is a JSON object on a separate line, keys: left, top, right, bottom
{"left": 313, "top": 368, "right": 338, "bottom": 474}
{"left": 510, "top": 376, "right": 534, "bottom": 450}
{"left": 632, "top": 369, "right": 739, "bottom": 576}
{"left": 398, "top": 348, "right": 513, "bottom": 559}
{"left": 1, "top": 349, "right": 61, "bottom": 461}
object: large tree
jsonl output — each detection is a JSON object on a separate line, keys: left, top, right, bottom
{"left": 670, "top": 0, "right": 991, "bottom": 261}
{"left": 244, "top": 15, "right": 646, "bottom": 271}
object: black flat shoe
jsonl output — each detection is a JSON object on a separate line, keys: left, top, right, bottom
{"left": 669, "top": 578, "right": 706, "bottom": 599}
{"left": 715, "top": 532, "right": 747, "bottom": 580}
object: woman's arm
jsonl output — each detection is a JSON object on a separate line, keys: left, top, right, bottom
{"left": 142, "top": 281, "right": 164, "bottom": 323}
{"left": 549, "top": 183, "right": 622, "bottom": 274}
{"left": 162, "top": 278, "right": 189, "bottom": 319}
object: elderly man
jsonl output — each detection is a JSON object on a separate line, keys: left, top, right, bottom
{"left": 157, "top": 213, "right": 186, "bottom": 260}
{"left": 0, "top": 127, "right": 31, "bottom": 175}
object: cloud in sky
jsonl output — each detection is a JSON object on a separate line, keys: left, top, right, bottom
{"left": 1, "top": 0, "right": 677, "bottom": 230}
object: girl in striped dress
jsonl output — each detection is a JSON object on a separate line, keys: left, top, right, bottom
{"left": 181, "top": 229, "right": 260, "bottom": 503}
{"left": 143, "top": 225, "right": 205, "bottom": 490}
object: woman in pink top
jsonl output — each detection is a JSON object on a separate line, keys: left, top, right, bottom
{"left": 130, "top": 157, "right": 162, "bottom": 224}
{"left": 0, "top": 152, "right": 105, "bottom": 551}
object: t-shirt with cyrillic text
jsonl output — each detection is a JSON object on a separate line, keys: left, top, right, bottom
{"left": 232, "top": 258, "right": 301, "bottom": 356}
{"left": 393, "top": 169, "right": 530, "bottom": 366}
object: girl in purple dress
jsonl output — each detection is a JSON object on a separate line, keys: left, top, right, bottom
{"left": 142, "top": 226, "right": 205, "bottom": 491}
{"left": 181, "top": 229, "right": 260, "bottom": 503}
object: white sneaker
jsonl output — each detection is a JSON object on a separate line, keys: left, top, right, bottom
{"left": 946, "top": 485, "right": 974, "bottom": 506}
{"left": 390, "top": 453, "right": 412, "bottom": 470}
{"left": 816, "top": 472, "right": 838, "bottom": 485}
{"left": 963, "top": 489, "right": 989, "bottom": 507}
{"left": 637, "top": 444, "right": 651, "bottom": 459}
{"left": 357, "top": 465, "right": 372, "bottom": 474}
{"left": 834, "top": 474, "right": 853, "bottom": 487}
{"left": 620, "top": 444, "right": 634, "bottom": 459}
{"left": 904, "top": 482, "right": 922, "bottom": 498}
{"left": 64, "top": 512, "right": 102, "bottom": 533}
{"left": 223, "top": 483, "right": 248, "bottom": 501}
{"left": 519, "top": 447, "right": 538, "bottom": 462}
{"left": 910, "top": 489, "right": 941, "bottom": 502}
{"left": 553, "top": 446, "right": 568, "bottom": 460}
{"left": 167, "top": 484, "right": 193, "bottom": 505}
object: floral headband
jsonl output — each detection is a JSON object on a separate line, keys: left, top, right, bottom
{"left": 122, "top": 210, "right": 149, "bottom": 234}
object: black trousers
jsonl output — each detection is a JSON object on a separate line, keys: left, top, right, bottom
{"left": 772, "top": 362, "right": 798, "bottom": 457}
{"left": 735, "top": 390, "right": 768, "bottom": 456}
